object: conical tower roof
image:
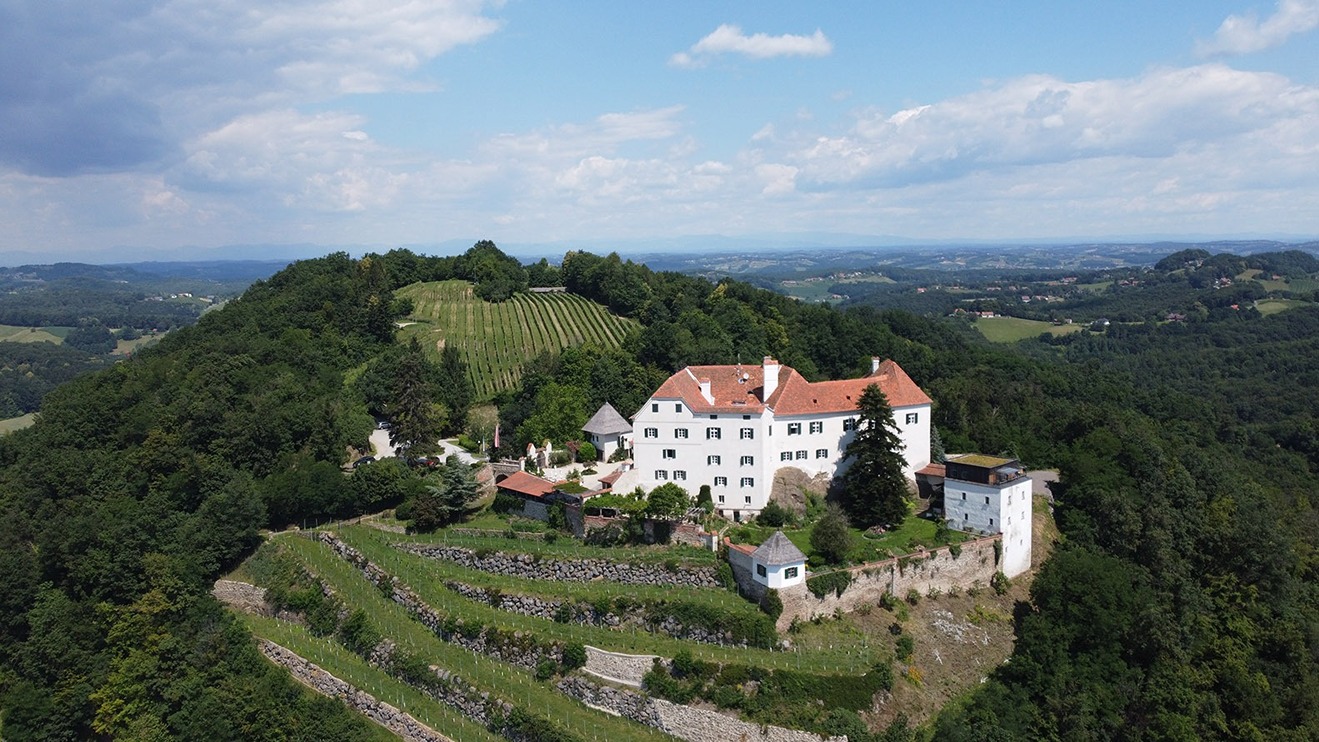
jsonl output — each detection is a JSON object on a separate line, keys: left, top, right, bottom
{"left": 751, "top": 530, "right": 807, "bottom": 566}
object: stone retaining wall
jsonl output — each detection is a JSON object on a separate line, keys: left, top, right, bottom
{"left": 558, "top": 676, "right": 846, "bottom": 742}
{"left": 776, "top": 536, "right": 1001, "bottom": 631}
{"left": 399, "top": 543, "right": 720, "bottom": 588}
{"left": 582, "top": 645, "right": 662, "bottom": 687}
{"left": 258, "top": 639, "right": 452, "bottom": 742}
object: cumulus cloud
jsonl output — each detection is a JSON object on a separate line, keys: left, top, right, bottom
{"left": 1196, "top": 0, "right": 1319, "bottom": 56}
{"left": 0, "top": 0, "right": 502, "bottom": 178}
{"left": 670, "top": 24, "right": 832, "bottom": 67}
{"left": 180, "top": 109, "right": 412, "bottom": 212}
{"left": 779, "top": 65, "right": 1319, "bottom": 191}
{"left": 485, "top": 106, "right": 686, "bottom": 159}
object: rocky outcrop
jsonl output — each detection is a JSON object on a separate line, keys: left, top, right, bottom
{"left": 768, "top": 467, "right": 832, "bottom": 516}
{"left": 398, "top": 543, "right": 720, "bottom": 588}
{"left": 258, "top": 639, "right": 453, "bottom": 742}
{"left": 212, "top": 579, "right": 270, "bottom": 615}
{"left": 558, "top": 676, "right": 846, "bottom": 742}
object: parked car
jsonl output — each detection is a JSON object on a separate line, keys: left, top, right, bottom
{"left": 351, "top": 455, "right": 375, "bottom": 468}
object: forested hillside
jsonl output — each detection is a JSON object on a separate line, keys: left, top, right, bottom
{"left": 0, "top": 244, "right": 1314, "bottom": 740}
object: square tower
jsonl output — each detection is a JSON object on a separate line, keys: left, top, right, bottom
{"left": 942, "top": 454, "right": 1033, "bottom": 577}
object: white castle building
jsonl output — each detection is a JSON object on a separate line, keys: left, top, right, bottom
{"left": 629, "top": 356, "right": 932, "bottom": 521}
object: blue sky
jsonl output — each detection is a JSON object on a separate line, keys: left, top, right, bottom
{"left": 2, "top": 1, "right": 1318, "bottom": 261}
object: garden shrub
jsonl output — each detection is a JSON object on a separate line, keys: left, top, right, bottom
{"left": 561, "top": 642, "right": 587, "bottom": 671}
{"left": 759, "top": 589, "right": 783, "bottom": 622}
{"left": 807, "top": 571, "right": 853, "bottom": 599}
{"left": 757, "top": 500, "right": 795, "bottom": 527}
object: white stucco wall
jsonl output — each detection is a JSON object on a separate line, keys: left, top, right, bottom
{"left": 944, "top": 476, "right": 1032, "bottom": 578}
{"left": 753, "top": 559, "right": 806, "bottom": 589}
{"left": 633, "top": 397, "right": 932, "bottom": 520}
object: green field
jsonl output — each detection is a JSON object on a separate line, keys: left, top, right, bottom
{"left": 1255, "top": 298, "right": 1312, "bottom": 316}
{"left": 396, "top": 281, "right": 638, "bottom": 399}
{"left": 0, "top": 325, "right": 70, "bottom": 344}
{"left": 974, "top": 316, "right": 1085, "bottom": 343}
{"left": 778, "top": 280, "right": 844, "bottom": 303}
{"left": 0, "top": 413, "right": 36, "bottom": 434}
{"left": 1238, "top": 269, "right": 1319, "bottom": 294}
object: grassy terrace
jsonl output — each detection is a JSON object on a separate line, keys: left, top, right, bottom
{"left": 271, "top": 534, "right": 674, "bottom": 742}
{"left": 727, "top": 513, "right": 969, "bottom": 565}
{"left": 243, "top": 615, "right": 498, "bottom": 742}
{"left": 321, "top": 525, "right": 878, "bottom": 674}
{"left": 339, "top": 525, "right": 751, "bottom": 617}
{"left": 383, "top": 523, "right": 719, "bottom": 566}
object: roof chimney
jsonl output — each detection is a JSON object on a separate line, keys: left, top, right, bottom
{"left": 871, "top": 356, "right": 882, "bottom": 375}
{"left": 762, "top": 356, "right": 780, "bottom": 400}
{"left": 698, "top": 377, "right": 713, "bottom": 403}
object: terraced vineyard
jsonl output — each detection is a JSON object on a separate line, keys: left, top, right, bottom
{"left": 228, "top": 521, "right": 898, "bottom": 741}
{"left": 396, "top": 281, "right": 638, "bottom": 399}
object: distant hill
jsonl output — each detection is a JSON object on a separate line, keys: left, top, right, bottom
{"left": 396, "top": 280, "right": 638, "bottom": 399}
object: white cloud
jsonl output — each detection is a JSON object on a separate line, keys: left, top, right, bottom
{"left": 485, "top": 106, "right": 686, "bottom": 159}
{"left": 0, "top": 0, "right": 504, "bottom": 177}
{"left": 1196, "top": 0, "right": 1319, "bottom": 56}
{"left": 779, "top": 65, "right": 1319, "bottom": 191}
{"left": 181, "top": 109, "right": 409, "bottom": 212}
{"left": 670, "top": 24, "right": 832, "bottom": 67}
{"left": 755, "top": 163, "right": 798, "bottom": 195}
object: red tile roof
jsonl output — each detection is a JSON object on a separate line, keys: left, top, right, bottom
{"left": 916, "top": 462, "right": 946, "bottom": 478}
{"left": 496, "top": 471, "right": 557, "bottom": 498}
{"left": 644, "top": 358, "right": 930, "bottom": 416}
{"left": 725, "top": 539, "right": 757, "bottom": 556}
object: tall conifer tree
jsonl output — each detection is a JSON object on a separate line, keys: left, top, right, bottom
{"left": 839, "top": 383, "right": 909, "bottom": 528}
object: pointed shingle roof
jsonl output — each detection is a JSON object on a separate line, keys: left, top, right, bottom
{"left": 751, "top": 531, "right": 807, "bottom": 566}
{"left": 582, "top": 402, "right": 632, "bottom": 436}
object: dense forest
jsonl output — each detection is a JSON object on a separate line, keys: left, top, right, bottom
{"left": 0, "top": 342, "right": 111, "bottom": 418}
{"left": 0, "top": 244, "right": 1315, "bottom": 740}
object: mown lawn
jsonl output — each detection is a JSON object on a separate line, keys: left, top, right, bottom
{"left": 727, "top": 513, "right": 967, "bottom": 565}
{"left": 974, "top": 317, "right": 1085, "bottom": 343}
{"left": 1256, "top": 298, "right": 1312, "bottom": 316}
